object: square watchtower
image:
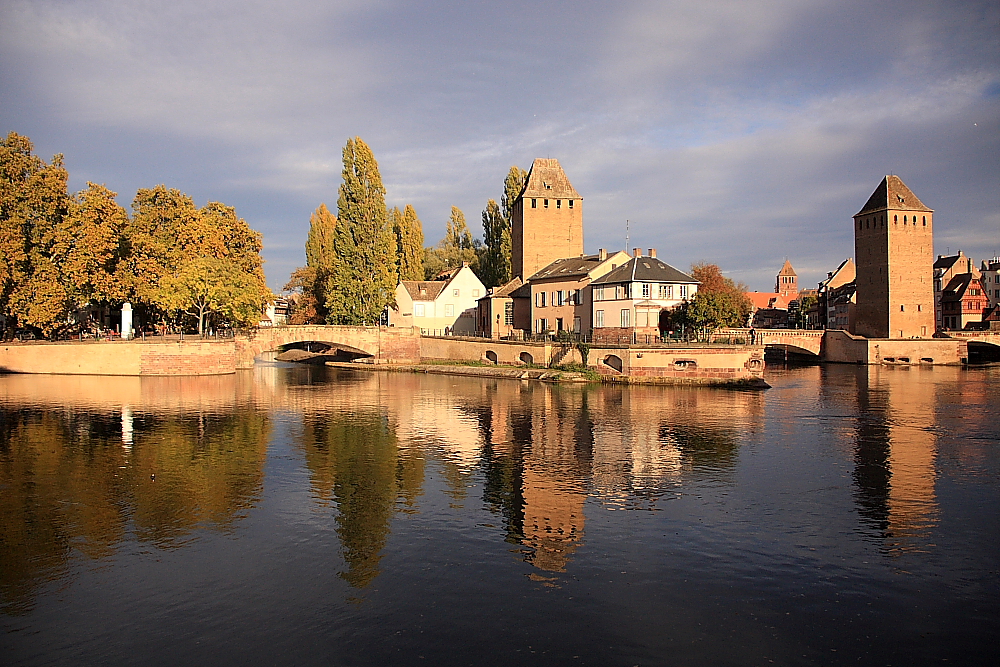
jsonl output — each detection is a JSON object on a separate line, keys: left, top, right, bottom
{"left": 853, "top": 175, "right": 935, "bottom": 338}
{"left": 511, "top": 158, "right": 584, "bottom": 280}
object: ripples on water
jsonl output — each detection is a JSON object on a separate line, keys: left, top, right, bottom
{"left": 1, "top": 363, "right": 998, "bottom": 666}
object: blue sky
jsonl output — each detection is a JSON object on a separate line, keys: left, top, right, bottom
{"left": 2, "top": 0, "right": 997, "bottom": 292}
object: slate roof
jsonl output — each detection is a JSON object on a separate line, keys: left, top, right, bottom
{"left": 478, "top": 277, "right": 524, "bottom": 300}
{"left": 519, "top": 158, "right": 581, "bottom": 200}
{"left": 856, "top": 175, "right": 932, "bottom": 216}
{"left": 401, "top": 280, "right": 447, "bottom": 301}
{"left": 941, "top": 273, "right": 976, "bottom": 301}
{"left": 934, "top": 254, "right": 963, "bottom": 271}
{"left": 591, "top": 256, "right": 697, "bottom": 285}
{"left": 528, "top": 254, "right": 606, "bottom": 281}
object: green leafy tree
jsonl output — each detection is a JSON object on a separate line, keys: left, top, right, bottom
{"left": 325, "top": 137, "right": 397, "bottom": 325}
{"left": 391, "top": 204, "right": 424, "bottom": 282}
{"left": 479, "top": 166, "right": 526, "bottom": 288}
{"left": 423, "top": 206, "right": 480, "bottom": 279}
{"left": 160, "top": 256, "right": 269, "bottom": 334}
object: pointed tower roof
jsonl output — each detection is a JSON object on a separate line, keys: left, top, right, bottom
{"left": 518, "top": 158, "right": 581, "bottom": 199}
{"left": 855, "top": 175, "right": 932, "bottom": 216}
{"left": 777, "top": 259, "right": 797, "bottom": 276}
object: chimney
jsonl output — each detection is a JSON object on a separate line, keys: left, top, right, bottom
{"left": 598, "top": 248, "right": 607, "bottom": 261}
{"left": 633, "top": 248, "right": 642, "bottom": 258}
{"left": 648, "top": 248, "right": 656, "bottom": 258}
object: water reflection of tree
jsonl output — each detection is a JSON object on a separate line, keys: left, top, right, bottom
{"left": 0, "top": 405, "right": 269, "bottom": 615}
{"left": 301, "top": 412, "right": 423, "bottom": 588}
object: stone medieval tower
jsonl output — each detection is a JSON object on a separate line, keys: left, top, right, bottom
{"left": 776, "top": 260, "right": 798, "bottom": 298}
{"left": 853, "top": 175, "right": 935, "bottom": 339}
{"left": 511, "top": 158, "right": 584, "bottom": 279}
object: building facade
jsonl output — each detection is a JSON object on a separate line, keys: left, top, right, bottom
{"left": 933, "top": 251, "right": 977, "bottom": 331}
{"left": 528, "top": 249, "right": 631, "bottom": 335}
{"left": 940, "top": 274, "right": 989, "bottom": 330}
{"left": 388, "top": 264, "right": 485, "bottom": 335}
{"left": 590, "top": 249, "right": 699, "bottom": 342}
{"left": 979, "top": 257, "right": 1000, "bottom": 308}
{"left": 511, "top": 158, "right": 584, "bottom": 280}
{"left": 853, "top": 175, "right": 935, "bottom": 339}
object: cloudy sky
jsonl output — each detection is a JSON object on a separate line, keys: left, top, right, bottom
{"left": 2, "top": 0, "right": 997, "bottom": 292}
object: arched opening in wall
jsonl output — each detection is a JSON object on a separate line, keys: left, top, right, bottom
{"left": 518, "top": 351, "right": 534, "bottom": 365}
{"left": 485, "top": 350, "right": 499, "bottom": 364}
{"left": 265, "top": 340, "right": 373, "bottom": 365}
{"left": 968, "top": 341, "right": 1000, "bottom": 364}
{"left": 603, "top": 354, "right": 623, "bottom": 373}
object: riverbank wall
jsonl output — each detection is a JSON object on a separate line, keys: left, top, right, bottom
{"left": 0, "top": 339, "right": 236, "bottom": 376}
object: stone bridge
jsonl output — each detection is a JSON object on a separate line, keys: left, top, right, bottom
{"left": 235, "top": 325, "right": 421, "bottom": 369}
{"left": 715, "top": 328, "right": 824, "bottom": 356}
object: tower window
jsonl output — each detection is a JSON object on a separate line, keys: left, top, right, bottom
{"left": 894, "top": 215, "right": 898, "bottom": 223}
{"left": 859, "top": 220, "right": 863, "bottom": 230}
{"left": 556, "top": 199, "right": 561, "bottom": 208}
{"left": 544, "top": 199, "right": 549, "bottom": 208}
{"left": 904, "top": 215, "right": 908, "bottom": 223}
{"left": 922, "top": 216, "right": 926, "bottom": 226}
{"left": 531, "top": 198, "right": 537, "bottom": 208}
{"left": 900, "top": 305, "right": 905, "bottom": 311}
{"left": 569, "top": 200, "right": 574, "bottom": 209}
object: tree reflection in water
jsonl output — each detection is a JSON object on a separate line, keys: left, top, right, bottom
{"left": 0, "top": 403, "right": 270, "bottom": 615}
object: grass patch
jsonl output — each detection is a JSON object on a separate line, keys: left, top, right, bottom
{"left": 551, "top": 362, "right": 602, "bottom": 382}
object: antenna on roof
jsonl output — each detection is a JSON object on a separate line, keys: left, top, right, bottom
{"left": 625, "top": 219, "right": 629, "bottom": 254}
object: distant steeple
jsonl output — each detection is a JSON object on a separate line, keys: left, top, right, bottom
{"left": 775, "top": 259, "right": 798, "bottom": 297}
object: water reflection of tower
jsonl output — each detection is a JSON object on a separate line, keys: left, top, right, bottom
{"left": 852, "top": 366, "right": 939, "bottom": 552}
{"left": 481, "top": 383, "right": 592, "bottom": 572}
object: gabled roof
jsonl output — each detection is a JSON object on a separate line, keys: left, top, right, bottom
{"left": 856, "top": 175, "right": 932, "bottom": 216}
{"left": 401, "top": 281, "right": 446, "bottom": 301}
{"left": 746, "top": 292, "right": 789, "bottom": 310}
{"left": 478, "top": 276, "right": 524, "bottom": 300}
{"left": 518, "top": 158, "right": 581, "bottom": 200}
{"left": 592, "top": 256, "right": 697, "bottom": 285}
{"left": 777, "top": 259, "right": 797, "bottom": 276}
{"left": 941, "top": 273, "right": 981, "bottom": 301}
{"left": 819, "top": 258, "right": 856, "bottom": 291}
{"left": 934, "top": 252, "right": 965, "bottom": 271}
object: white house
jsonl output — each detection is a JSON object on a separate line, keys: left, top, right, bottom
{"left": 590, "top": 249, "right": 699, "bottom": 340}
{"left": 387, "top": 263, "right": 485, "bottom": 335}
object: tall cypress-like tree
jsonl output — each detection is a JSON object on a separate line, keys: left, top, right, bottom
{"left": 391, "top": 204, "right": 424, "bottom": 282}
{"left": 479, "top": 166, "right": 526, "bottom": 288}
{"left": 326, "top": 137, "right": 396, "bottom": 325}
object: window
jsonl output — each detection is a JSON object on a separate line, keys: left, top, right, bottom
{"left": 556, "top": 199, "right": 561, "bottom": 208}
{"left": 531, "top": 199, "right": 536, "bottom": 208}
{"left": 535, "top": 292, "right": 546, "bottom": 307}
{"left": 575, "top": 289, "right": 583, "bottom": 304}
{"left": 917, "top": 304, "right": 922, "bottom": 312}
{"left": 572, "top": 317, "right": 581, "bottom": 333}
{"left": 904, "top": 215, "right": 908, "bottom": 224}
{"left": 595, "top": 310, "right": 605, "bottom": 327}
{"left": 923, "top": 216, "right": 927, "bottom": 226}
{"left": 615, "top": 285, "right": 626, "bottom": 300}
{"left": 900, "top": 305, "right": 905, "bottom": 312}
{"left": 620, "top": 309, "right": 631, "bottom": 327}
{"left": 659, "top": 284, "right": 672, "bottom": 299}
{"left": 679, "top": 285, "right": 688, "bottom": 299}
{"left": 472, "top": 289, "right": 480, "bottom": 297}
{"left": 452, "top": 289, "right": 460, "bottom": 297}
{"left": 555, "top": 317, "right": 563, "bottom": 331}
{"left": 568, "top": 200, "right": 574, "bottom": 209}
{"left": 594, "top": 286, "right": 604, "bottom": 301}
{"left": 894, "top": 215, "right": 898, "bottom": 223}
{"left": 553, "top": 291, "right": 564, "bottom": 306}
{"left": 414, "top": 303, "right": 425, "bottom": 317}
{"left": 642, "top": 283, "right": 650, "bottom": 298}
{"left": 504, "top": 301, "right": 513, "bottom": 326}
{"left": 544, "top": 199, "right": 549, "bottom": 208}
{"left": 445, "top": 304, "right": 454, "bottom": 316}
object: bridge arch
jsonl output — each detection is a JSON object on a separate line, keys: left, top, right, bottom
{"left": 235, "top": 325, "right": 420, "bottom": 369}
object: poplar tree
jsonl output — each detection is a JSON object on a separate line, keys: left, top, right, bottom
{"left": 423, "top": 206, "right": 479, "bottom": 279}
{"left": 391, "top": 204, "right": 424, "bottom": 282}
{"left": 479, "top": 166, "right": 526, "bottom": 288}
{"left": 326, "top": 137, "right": 396, "bottom": 325}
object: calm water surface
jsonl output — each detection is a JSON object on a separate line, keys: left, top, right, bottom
{"left": 1, "top": 363, "right": 997, "bottom": 666}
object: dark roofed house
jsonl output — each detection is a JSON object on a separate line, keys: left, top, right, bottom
{"left": 526, "top": 249, "right": 631, "bottom": 336}
{"left": 934, "top": 250, "right": 977, "bottom": 331}
{"left": 590, "top": 249, "right": 699, "bottom": 343}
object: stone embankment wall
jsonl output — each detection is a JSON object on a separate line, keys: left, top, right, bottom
{"left": 0, "top": 340, "right": 237, "bottom": 376}
{"left": 823, "top": 330, "right": 967, "bottom": 365}
{"left": 592, "top": 346, "right": 765, "bottom": 384}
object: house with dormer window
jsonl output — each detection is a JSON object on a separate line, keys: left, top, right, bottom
{"left": 590, "top": 249, "right": 699, "bottom": 343}
{"left": 387, "top": 263, "right": 485, "bottom": 335}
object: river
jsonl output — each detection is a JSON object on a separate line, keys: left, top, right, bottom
{"left": 1, "top": 362, "right": 997, "bottom": 666}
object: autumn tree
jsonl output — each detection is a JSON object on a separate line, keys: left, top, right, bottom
{"left": 160, "top": 256, "right": 269, "bottom": 334}
{"left": 325, "top": 137, "right": 396, "bottom": 325}
{"left": 423, "top": 206, "right": 480, "bottom": 280}
{"left": 0, "top": 132, "right": 73, "bottom": 336}
{"left": 675, "top": 263, "right": 753, "bottom": 334}
{"left": 391, "top": 204, "right": 424, "bottom": 281}
{"left": 285, "top": 203, "right": 339, "bottom": 324}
